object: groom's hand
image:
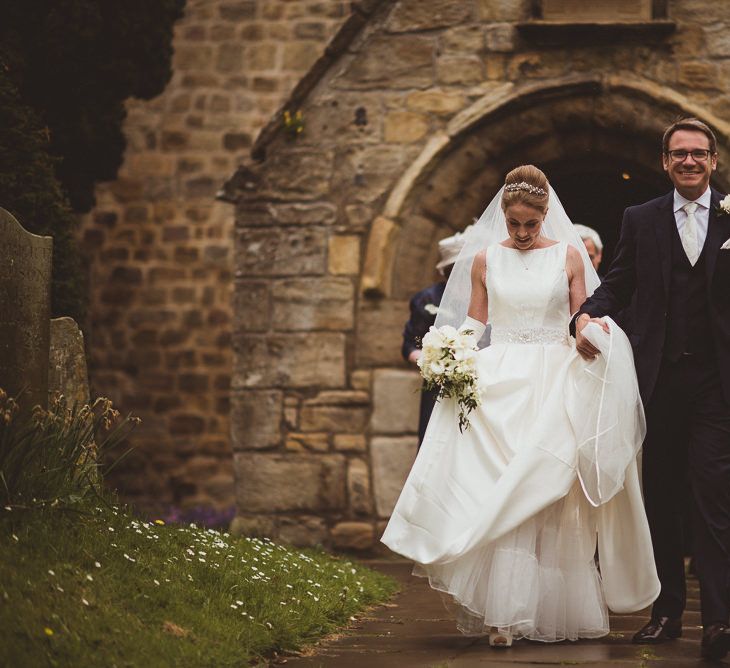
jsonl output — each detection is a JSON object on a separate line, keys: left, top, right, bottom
{"left": 575, "top": 313, "right": 608, "bottom": 360}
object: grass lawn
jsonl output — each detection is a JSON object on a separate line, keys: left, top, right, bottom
{"left": 0, "top": 503, "right": 397, "bottom": 666}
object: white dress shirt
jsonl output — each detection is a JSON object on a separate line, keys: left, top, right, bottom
{"left": 673, "top": 186, "right": 711, "bottom": 254}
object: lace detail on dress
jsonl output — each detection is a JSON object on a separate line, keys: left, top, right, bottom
{"left": 491, "top": 326, "right": 568, "bottom": 346}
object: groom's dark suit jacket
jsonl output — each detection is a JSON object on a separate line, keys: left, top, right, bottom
{"left": 574, "top": 187, "right": 730, "bottom": 405}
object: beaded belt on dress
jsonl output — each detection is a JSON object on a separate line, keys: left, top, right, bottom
{"left": 491, "top": 326, "right": 569, "bottom": 345}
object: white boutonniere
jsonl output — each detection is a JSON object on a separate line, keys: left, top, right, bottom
{"left": 424, "top": 303, "right": 439, "bottom": 315}
{"left": 716, "top": 194, "right": 730, "bottom": 217}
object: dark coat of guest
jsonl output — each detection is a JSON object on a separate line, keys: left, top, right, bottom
{"left": 402, "top": 281, "right": 446, "bottom": 447}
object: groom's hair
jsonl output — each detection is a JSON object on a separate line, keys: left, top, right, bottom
{"left": 662, "top": 118, "right": 718, "bottom": 155}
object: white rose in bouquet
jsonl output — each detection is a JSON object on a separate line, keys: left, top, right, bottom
{"left": 418, "top": 325, "right": 482, "bottom": 432}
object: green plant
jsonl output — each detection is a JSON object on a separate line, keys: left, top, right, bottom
{"left": 0, "top": 389, "right": 138, "bottom": 508}
{"left": 283, "top": 109, "right": 305, "bottom": 139}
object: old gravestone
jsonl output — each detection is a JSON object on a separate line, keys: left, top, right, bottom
{"left": 49, "top": 317, "right": 91, "bottom": 407}
{"left": 0, "top": 208, "right": 53, "bottom": 409}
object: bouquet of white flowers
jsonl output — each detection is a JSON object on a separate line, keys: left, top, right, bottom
{"left": 418, "top": 325, "right": 482, "bottom": 432}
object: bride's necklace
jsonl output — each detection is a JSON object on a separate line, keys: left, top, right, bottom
{"left": 511, "top": 235, "right": 543, "bottom": 270}
{"left": 515, "top": 248, "right": 535, "bottom": 271}
{"left": 514, "top": 249, "right": 535, "bottom": 271}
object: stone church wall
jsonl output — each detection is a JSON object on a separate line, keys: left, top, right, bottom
{"left": 225, "top": 0, "right": 730, "bottom": 549}
{"left": 79, "top": 0, "right": 350, "bottom": 510}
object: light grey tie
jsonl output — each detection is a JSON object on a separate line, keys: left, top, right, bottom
{"left": 681, "top": 201, "right": 700, "bottom": 266}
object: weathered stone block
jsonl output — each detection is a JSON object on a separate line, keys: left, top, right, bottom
{"left": 219, "top": 1, "right": 256, "bottom": 21}
{"left": 356, "top": 299, "right": 409, "bottom": 368}
{"left": 706, "top": 24, "right": 730, "bottom": 57}
{"left": 386, "top": 0, "right": 474, "bottom": 32}
{"left": 338, "top": 35, "right": 435, "bottom": 89}
{"left": 285, "top": 432, "right": 330, "bottom": 452}
{"left": 371, "top": 436, "right": 418, "bottom": 518}
{"left": 305, "top": 391, "right": 370, "bottom": 406}
{"left": 223, "top": 132, "right": 252, "bottom": 150}
{"left": 230, "top": 390, "right": 282, "bottom": 450}
{"left": 334, "top": 434, "right": 367, "bottom": 452}
{"left": 384, "top": 111, "right": 429, "bottom": 143}
{"left": 264, "top": 150, "right": 334, "bottom": 199}
{"left": 371, "top": 369, "right": 421, "bottom": 434}
{"left": 217, "top": 43, "right": 243, "bottom": 72}
{"left": 272, "top": 277, "right": 354, "bottom": 330}
{"left": 437, "top": 57, "right": 484, "bottom": 85}
{"left": 235, "top": 226, "right": 327, "bottom": 276}
{"left": 170, "top": 414, "right": 206, "bottom": 436}
{"left": 244, "top": 43, "right": 277, "bottom": 70}
{"left": 278, "top": 516, "right": 328, "bottom": 546}
{"left": 391, "top": 215, "right": 439, "bottom": 299}
{"left": 300, "top": 404, "right": 369, "bottom": 433}
{"left": 678, "top": 61, "right": 720, "bottom": 90}
{"left": 406, "top": 89, "right": 466, "bottom": 115}
{"left": 348, "top": 458, "right": 372, "bottom": 515}
{"left": 294, "top": 22, "right": 327, "bottom": 40}
{"left": 440, "top": 25, "right": 486, "bottom": 53}
{"left": 269, "top": 203, "right": 337, "bottom": 226}
{"left": 477, "top": 0, "right": 529, "bottom": 21}
{"left": 484, "top": 23, "right": 516, "bottom": 53}
{"left": 350, "top": 370, "right": 371, "bottom": 392}
{"left": 282, "top": 42, "right": 321, "bottom": 71}
{"left": 175, "top": 45, "right": 214, "bottom": 71}
{"left": 234, "top": 453, "right": 346, "bottom": 512}
{"left": 344, "top": 204, "right": 373, "bottom": 232}
{"left": 361, "top": 216, "right": 398, "bottom": 298}
{"left": 331, "top": 522, "right": 374, "bottom": 550}
{"left": 233, "top": 281, "right": 270, "bottom": 332}
{"left": 233, "top": 333, "right": 346, "bottom": 388}
{"left": 333, "top": 145, "right": 415, "bottom": 205}
{"left": 299, "top": 392, "right": 369, "bottom": 432}
{"left": 328, "top": 235, "right": 361, "bottom": 275}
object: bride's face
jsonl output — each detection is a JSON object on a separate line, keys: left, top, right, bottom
{"left": 504, "top": 202, "right": 545, "bottom": 250}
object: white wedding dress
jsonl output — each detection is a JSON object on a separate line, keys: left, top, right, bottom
{"left": 382, "top": 241, "right": 660, "bottom": 642}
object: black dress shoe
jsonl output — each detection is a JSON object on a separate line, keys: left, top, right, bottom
{"left": 702, "top": 623, "right": 730, "bottom": 660}
{"left": 632, "top": 617, "right": 682, "bottom": 644}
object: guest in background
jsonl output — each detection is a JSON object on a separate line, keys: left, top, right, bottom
{"left": 574, "top": 224, "right": 603, "bottom": 272}
{"left": 402, "top": 230, "right": 466, "bottom": 447}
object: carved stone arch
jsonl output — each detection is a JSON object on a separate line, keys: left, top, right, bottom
{"left": 360, "top": 76, "right": 730, "bottom": 301}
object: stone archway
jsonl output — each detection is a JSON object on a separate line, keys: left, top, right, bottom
{"left": 361, "top": 77, "right": 730, "bottom": 301}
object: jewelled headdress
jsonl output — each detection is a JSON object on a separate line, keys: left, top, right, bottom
{"left": 504, "top": 181, "right": 548, "bottom": 197}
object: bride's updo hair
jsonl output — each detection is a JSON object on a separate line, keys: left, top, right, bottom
{"left": 501, "top": 165, "right": 550, "bottom": 214}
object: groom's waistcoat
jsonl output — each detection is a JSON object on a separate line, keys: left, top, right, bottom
{"left": 664, "top": 222, "right": 714, "bottom": 361}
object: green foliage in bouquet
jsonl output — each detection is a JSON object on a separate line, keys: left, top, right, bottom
{"left": 419, "top": 326, "right": 482, "bottom": 433}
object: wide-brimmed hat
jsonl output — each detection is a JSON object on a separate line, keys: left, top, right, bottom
{"left": 436, "top": 230, "right": 467, "bottom": 273}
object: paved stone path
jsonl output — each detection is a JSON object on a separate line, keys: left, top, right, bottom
{"left": 285, "top": 560, "right": 726, "bottom": 667}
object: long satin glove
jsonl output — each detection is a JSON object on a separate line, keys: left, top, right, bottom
{"left": 458, "top": 316, "right": 486, "bottom": 341}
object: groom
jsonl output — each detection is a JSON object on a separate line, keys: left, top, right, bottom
{"left": 573, "top": 118, "right": 730, "bottom": 660}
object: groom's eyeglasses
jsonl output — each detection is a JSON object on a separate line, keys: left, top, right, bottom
{"left": 666, "top": 149, "right": 714, "bottom": 162}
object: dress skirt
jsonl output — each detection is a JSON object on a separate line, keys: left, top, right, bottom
{"left": 382, "top": 328, "right": 659, "bottom": 641}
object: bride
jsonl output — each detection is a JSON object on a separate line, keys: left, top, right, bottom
{"left": 381, "top": 165, "right": 660, "bottom": 646}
